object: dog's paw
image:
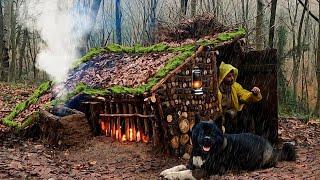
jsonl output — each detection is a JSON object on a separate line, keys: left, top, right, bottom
{"left": 164, "top": 170, "right": 196, "bottom": 180}
{"left": 160, "top": 169, "right": 170, "bottom": 177}
{"left": 163, "top": 172, "right": 180, "bottom": 180}
{"left": 160, "top": 165, "right": 187, "bottom": 177}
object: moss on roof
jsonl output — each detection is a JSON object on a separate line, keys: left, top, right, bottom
{"left": 71, "top": 28, "right": 245, "bottom": 96}
{"left": 1, "top": 81, "right": 52, "bottom": 129}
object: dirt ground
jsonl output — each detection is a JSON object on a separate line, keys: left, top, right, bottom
{"left": 1, "top": 83, "right": 320, "bottom": 179}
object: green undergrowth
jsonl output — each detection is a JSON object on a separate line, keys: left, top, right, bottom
{"left": 70, "top": 28, "right": 245, "bottom": 96}
{"left": 1, "top": 81, "right": 52, "bottom": 129}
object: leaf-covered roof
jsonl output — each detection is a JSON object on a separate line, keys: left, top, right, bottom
{"left": 65, "top": 28, "right": 245, "bottom": 95}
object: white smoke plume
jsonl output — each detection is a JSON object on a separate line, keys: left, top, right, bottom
{"left": 19, "top": 0, "right": 93, "bottom": 83}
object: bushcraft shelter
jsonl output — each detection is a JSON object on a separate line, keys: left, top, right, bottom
{"left": 63, "top": 16, "right": 278, "bottom": 157}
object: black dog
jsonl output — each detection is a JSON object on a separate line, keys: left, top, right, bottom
{"left": 160, "top": 117, "right": 296, "bottom": 179}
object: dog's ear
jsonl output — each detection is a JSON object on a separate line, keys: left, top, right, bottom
{"left": 195, "top": 113, "right": 201, "bottom": 124}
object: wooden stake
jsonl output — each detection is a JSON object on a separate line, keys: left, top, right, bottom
{"left": 122, "top": 103, "right": 129, "bottom": 140}
{"left": 142, "top": 104, "right": 149, "bottom": 134}
{"left": 128, "top": 103, "right": 136, "bottom": 141}
{"left": 116, "top": 103, "right": 121, "bottom": 141}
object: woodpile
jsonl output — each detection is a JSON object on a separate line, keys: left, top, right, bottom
{"left": 151, "top": 46, "right": 219, "bottom": 157}
{"left": 157, "top": 14, "right": 227, "bottom": 43}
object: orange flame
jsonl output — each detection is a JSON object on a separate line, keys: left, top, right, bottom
{"left": 136, "top": 131, "right": 141, "bottom": 142}
{"left": 142, "top": 134, "right": 149, "bottom": 143}
{"left": 115, "top": 130, "right": 119, "bottom": 140}
{"left": 100, "top": 121, "right": 105, "bottom": 131}
{"left": 129, "top": 128, "right": 133, "bottom": 141}
{"left": 122, "top": 135, "right": 127, "bottom": 142}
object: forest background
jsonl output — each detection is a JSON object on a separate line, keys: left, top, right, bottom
{"left": 0, "top": 0, "right": 319, "bottom": 119}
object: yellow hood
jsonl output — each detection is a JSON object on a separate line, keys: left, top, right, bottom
{"left": 218, "top": 62, "right": 238, "bottom": 85}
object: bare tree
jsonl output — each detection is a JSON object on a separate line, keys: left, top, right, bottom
{"left": 292, "top": 0, "right": 308, "bottom": 112}
{"left": 180, "top": 0, "right": 188, "bottom": 18}
{"left": 0, "top": 0, "right": 5, "bottom": 81}
{"left": 115, "top": 0, "right": 122, "bottom": 44}
{"left": 315, "top": 1, "right": 320, "bottom": 116}
{"left": 77, "top": 0, "right": 103, "bottom": 55}
{"left": 191, "top": 0, "right": 196, "bottom": 17}
{"left": 8, "top": 0, "right": 17, "bottom": 82}
{"left": 268, "top": 0, "right": 277, "bottom": 48}
{"left": 256, "top": 0, "right": 264, "bottom": 50}
{"left": 149, "top": 0, "right": 157, "bottom": 43}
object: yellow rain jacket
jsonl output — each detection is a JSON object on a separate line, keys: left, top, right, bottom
{"left": 218, "top": 62, "right": 262, "bottom": 112}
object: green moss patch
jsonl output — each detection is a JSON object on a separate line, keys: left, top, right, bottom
{"left": 18, "top": 112, "right": 40, "bottom": 131}
{"left": 50, "top": 83, "right": 109, "bottom": 107}
{"left": 69, "top": 28, "right": 246, "bottom": 96}
{"left": 1, "top": 81, "right": 52, "bottom": 128}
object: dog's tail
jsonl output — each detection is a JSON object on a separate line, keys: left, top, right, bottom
{"left": 278, "top": 142, "right": 296, "bottom": 161}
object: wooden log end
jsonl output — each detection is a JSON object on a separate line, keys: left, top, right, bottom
{"left": 171, "top": 136, "right": 180, "bottom": 149}
{"left": 180, "top": 134, "right": 190, "bottom": 145}
{"left": 179, "top": 119, "right": 189, "bottom": 133}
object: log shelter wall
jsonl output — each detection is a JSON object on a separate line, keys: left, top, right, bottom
{"left": 154, "top": 46, "right": 219, "bottom": 156}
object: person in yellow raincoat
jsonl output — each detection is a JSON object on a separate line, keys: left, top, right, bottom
{"left": 218, "top": 62, "right": 262, "bottom": 133}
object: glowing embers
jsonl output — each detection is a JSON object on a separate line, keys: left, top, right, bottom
{"left": 100, "top": 116, "right": 150, "bottom": 143}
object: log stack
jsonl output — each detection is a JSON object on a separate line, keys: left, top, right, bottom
{"left": 154, "top": 46, "right": 219, "bottom": 157}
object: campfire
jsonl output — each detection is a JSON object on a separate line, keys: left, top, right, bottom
{"left": 100, "top": 114, "right": 150, "bottom": 143}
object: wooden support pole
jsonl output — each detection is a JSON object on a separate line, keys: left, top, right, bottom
{"left": 110, "top": 103, "right": 115, "bottom": 138}
{"left": 128, "top": 103, "right": 136, "bottom": 141}
{"left": 156, "top": 95, "right": 169, "bottom": 154}
{"left": 135, "top": 104, "right": 142, "bottom": 138}
{"left": 142, "top": 104, "right": 149, "bottom": 135}
{"left": 116, "top": 103, "right": 121, "bottom": 141}
{"left": 89, "top": 102, "right": 102, "bottom": 136}
{"left": 122, "top": 103, "right": 129, "bottom": 140}
{"left": 104, "top": 101, "right": 110, "bottom": 136}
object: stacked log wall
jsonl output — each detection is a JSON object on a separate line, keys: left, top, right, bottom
{"left": 155, "top": 48, "right": 219, "bottom": 157}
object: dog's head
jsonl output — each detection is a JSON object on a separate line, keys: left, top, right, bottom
{"left": 192, "top": 115, "right": 224, "bottom": 154}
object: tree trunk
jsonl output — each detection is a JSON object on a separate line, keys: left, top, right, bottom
{"left": 287, "top": 0, "right": 298, "bottom": 109}
{"left": 315, "top": 1, "right": 320, "bottom": 116}
{"left": 180, "top": 0, "right": 188, "bottom": 18}
{"left": 115, "top": 0, "right": 122, "bottom": 44}
{"left": 149, "top": 0, "right": 157, "bottom": 44}
{"left": 8, "top": 0, "right": 16, "bottom": 82}
{"left": 293, "top": 0, "right": 308, "bottom": 111}
{"left": 268, "top": 0, "right": 277, "bottom": 48}
{"left": 77, "top": 0, "right": 102, "bottom": 55}
{"left": 0, "top": 0, "right": 5, "bottom": 81}
{"left": 241, "top": 0, "right": 246, "bottom": 28}
{"left": 255, "top": 0, "right": 264, "bottom": 50}
{"left": 277, "top": 24, "right": 288, "bottom": 106}
{"left": 18, "top": 29, "right": 28, "bottom": 79}
{"left": 191, "top": 0, "right": 196, "bottom": 17}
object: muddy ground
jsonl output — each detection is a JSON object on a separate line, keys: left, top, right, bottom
{"left": 1, "top": 83, "right": 320, "bottom": 179}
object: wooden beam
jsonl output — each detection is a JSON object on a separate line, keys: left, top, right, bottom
{"left": 100, "top": 113, "right": 155, "bottom": 118}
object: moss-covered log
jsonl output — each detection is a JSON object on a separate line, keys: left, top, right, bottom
{"left": 1, "top": 81, "right": 52, "bottom": 129}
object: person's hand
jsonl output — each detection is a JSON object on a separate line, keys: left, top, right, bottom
{"left": 251, "top": 87, "right": 260, "bottom": 95}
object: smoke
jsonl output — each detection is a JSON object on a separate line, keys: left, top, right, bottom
{"left": 19, "top": 0, "right": 93, "bottom": 83}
